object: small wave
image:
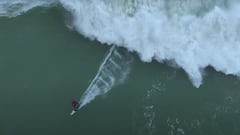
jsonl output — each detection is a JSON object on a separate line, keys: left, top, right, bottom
{"left": 0, "top": 0, "right": 57, "bottom": 17}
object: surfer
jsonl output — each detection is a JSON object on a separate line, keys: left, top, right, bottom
{"left": 71, "top": 99, "right": 80, "bottom": 111}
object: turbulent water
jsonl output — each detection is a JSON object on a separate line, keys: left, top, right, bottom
{"left": 1, "top": 0, "right": 240, "bottom": 87}
{"left": 60, "top": 0, "right": 240, "bottom": 88}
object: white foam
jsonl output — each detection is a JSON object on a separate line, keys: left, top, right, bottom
{"left": 0, "top": 0, "right": 57, "bottom": 17}
{"left": 60, "top": 0, "right": 240, "bottom": 87}
{"left": 1, "top": 0, "right": 240, "bottom": 88}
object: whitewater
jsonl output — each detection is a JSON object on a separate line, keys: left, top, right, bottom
{"left": 1, "top": 0, "right": 240, "bottom": 88}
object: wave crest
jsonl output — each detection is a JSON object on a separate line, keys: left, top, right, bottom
{"left": 60, "top": 0, "right": 240, "bottom": 87}
{"left": 1, "top": 0, "right": 240, "bottom": 87}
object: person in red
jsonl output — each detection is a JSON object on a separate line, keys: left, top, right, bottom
{"left": 71, "top": 99, "right": 80, "bottom": 111}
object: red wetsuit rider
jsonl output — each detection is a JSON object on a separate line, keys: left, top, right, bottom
{"left": 71, "top": 99, "right": 80, "bottom": 111}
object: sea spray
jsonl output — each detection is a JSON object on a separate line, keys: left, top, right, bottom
{"left": 79, "top": 46, "right": 133, "bottom": 108}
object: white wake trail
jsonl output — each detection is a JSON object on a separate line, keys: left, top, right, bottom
{"left": 79, "top": 46, "right": 133, "bottom": 108}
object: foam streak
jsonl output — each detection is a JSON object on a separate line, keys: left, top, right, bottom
{"left": 79, "top": 46, "right": 133, "bottom": 108}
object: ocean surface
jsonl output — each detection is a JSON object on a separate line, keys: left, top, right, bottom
{"left": 1, "top": 1, "right": 240, "bottom": 135}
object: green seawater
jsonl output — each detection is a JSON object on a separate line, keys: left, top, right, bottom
{"left": 1, "top": 7, "right": 240, "bottom": 135}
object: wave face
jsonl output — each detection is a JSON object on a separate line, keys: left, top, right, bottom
{"left": 60, "top": 0, "right": 240, "bottom": 87}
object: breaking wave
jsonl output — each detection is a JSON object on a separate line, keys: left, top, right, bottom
{"left": 1, "top": 0, "right": 240, "bottom": 87}
{"left": 60, "top": 0, "right": 240, "bottom": 87}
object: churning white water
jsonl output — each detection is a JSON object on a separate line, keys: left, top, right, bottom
{"left": 1, "top": 0, "right": 240, "bottom": 88}
{"left": 60, "top": 0, "right": 240, "bottom": 87}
